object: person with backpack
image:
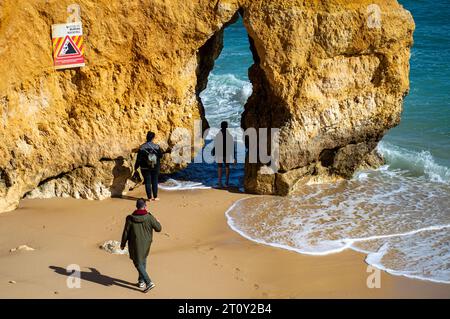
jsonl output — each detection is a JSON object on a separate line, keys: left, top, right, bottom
{"left": 121, "top": 198, "right": 162, "bottom": 292}
{"left": 134, "top": 131, "right": 163, "bottom": 201}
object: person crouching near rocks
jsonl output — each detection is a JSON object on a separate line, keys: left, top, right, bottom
{"left": 121, "top": 198, "right": 162, "bottom": 293}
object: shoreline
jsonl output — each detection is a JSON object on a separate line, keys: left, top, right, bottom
{"left": 225, "top": 196, "right": 450, "bottom": 285}
{"left": 0, "top": 186, "right": 449, "bottom": 298}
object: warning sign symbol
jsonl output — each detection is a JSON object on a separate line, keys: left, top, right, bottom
{"left": 56, "top": 36, "right": 82, "bottom": 58}
{"left": 52, "top": 22, "right": 85, "bottom": 69}
{"left": 61, "top": 39, "right": 77, "bottom": 55}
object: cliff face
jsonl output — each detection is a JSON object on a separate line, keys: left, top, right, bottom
{"left": 0, "top": 0, "right": 414, "bottom": 212}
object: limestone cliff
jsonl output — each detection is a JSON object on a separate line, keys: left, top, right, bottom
{"left": 0, "top": 0, "right": 414, "bottom": 212}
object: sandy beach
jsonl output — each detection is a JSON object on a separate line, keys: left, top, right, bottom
{"left": 0, "top": 185, "right": 449, "bottom": 299}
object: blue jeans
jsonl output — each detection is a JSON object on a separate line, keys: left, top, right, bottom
{"left": 133, "top": 259, "right": 151, "bottom": 285}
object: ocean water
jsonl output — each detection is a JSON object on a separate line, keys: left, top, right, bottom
{"left": 160, "top": 20, "right": 251, "bottom": 190}
{"left": 164, "top": 2, "right": 450, "bottom": 284}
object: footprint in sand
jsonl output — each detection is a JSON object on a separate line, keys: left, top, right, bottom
{"left": 234, "top": 267, "right": 245, "bottom": 281}
{"left": 105, "top": 218, "right": 118, "bottom": 231}
{"left": 195, "top": 245, "right": 215, "bottom": 254}
{"left": 211, "top": 255, "right": 223, "bottom": 268}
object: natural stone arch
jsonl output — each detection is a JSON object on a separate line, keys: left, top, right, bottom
{"left": 0, "top": 0, "right": 414, "bottom": 213}
{"left": 198, "top": 1, "right": 414, "bottom": 195}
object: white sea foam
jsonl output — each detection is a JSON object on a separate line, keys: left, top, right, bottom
{"left": 199, "top": 73, "right": 252, "bottom": 128}
{"left": 225, "top": 165, "right": 450, "bottom": 284}
{"left": 377, "top": 141, "right": 450, "bottom": 183}
{"left": 364, "top": 228, "right": 450, "bottom": 284}
{"left": 159, "top": 178, "right": 211, "bottom": 191}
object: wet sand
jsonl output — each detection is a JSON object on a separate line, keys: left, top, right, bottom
{"left": 0, "top": 186, "right": 449, "bottom": 298}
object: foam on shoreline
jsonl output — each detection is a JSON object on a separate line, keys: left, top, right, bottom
{"left": 224, "top": 150, "right": 450, "bottom": 284}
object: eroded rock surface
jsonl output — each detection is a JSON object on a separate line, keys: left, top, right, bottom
{"left": 242, "top": 0, "right": 414, "bottom": 194}
{"left": 0, "top": 0, "right": 414, "bottom": 211}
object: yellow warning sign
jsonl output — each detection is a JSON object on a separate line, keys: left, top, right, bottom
{"left": 51, "top": 22, "right": 85, "bottom": 69}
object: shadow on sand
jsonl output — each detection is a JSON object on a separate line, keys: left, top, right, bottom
{"left": 115, "top": 194, "right": 143, "bottom": 201}
{"left": 49, "top": 266, "right": 142, "bottom": 292}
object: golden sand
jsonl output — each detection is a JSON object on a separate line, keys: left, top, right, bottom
{"left": 0, "top": 186, "right": 449, "bottom": 298}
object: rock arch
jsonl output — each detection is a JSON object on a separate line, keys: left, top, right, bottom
{"left": 0, "top": 0, "right": 414, "bottom": 212}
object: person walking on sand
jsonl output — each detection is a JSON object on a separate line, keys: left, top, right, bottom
{"left": 212, "top": 121, "right": 236, "bottom": 188}
{"left": 121, "top": 198, "right": 162, "bottom": 293}
{"left": 134, "top": 131, "right": 163, "bottom": 201}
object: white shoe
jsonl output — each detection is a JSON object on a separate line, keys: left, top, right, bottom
{"left": 138, "top": 281, "right": 145, "bottom": 288}
{"left": 143, "top": 282, "right": 156, "bottom": 293}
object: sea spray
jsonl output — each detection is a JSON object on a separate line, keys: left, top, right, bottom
{"left": 377, "top": 141, "right": 450, "bottom": 183}
{"left": 200, "top": 73, "right": 252, "bottom": 129}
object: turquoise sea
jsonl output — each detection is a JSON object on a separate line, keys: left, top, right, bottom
{"left": 162, "top": 1, "right": 450, "bottom": 284}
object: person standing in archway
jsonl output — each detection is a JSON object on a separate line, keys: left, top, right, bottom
{"left": 213, "top": 121, "right": 236, "bottom": 188}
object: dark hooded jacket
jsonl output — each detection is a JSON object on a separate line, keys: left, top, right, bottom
{"left": 121, "top": 210, "right": 162, "bottom": 263}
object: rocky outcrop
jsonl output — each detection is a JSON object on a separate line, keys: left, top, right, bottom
{"left": 25, "top": 156, "right": 138, "bottom": 200}
{"left": 0, "top": 0, "right": 414, "bottom": 212}
{"left": 100, "top": 240, "right": 128, "bottom": 255}
{"left": 0, "top": 0, "right": 239, "bottom": 212}
{"left": 242, "top": 0, "right": 414, "bottom": 194}
{"left": 10, "top": 245, "right": 35, "bottom": 252}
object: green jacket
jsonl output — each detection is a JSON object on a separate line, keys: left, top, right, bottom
{"left": 121, "top": 211, "right": 162, "bottom": 263}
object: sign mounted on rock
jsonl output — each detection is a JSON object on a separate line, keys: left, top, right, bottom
{"left": 52, "top": 22, "right": 85, "bottom": 69}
